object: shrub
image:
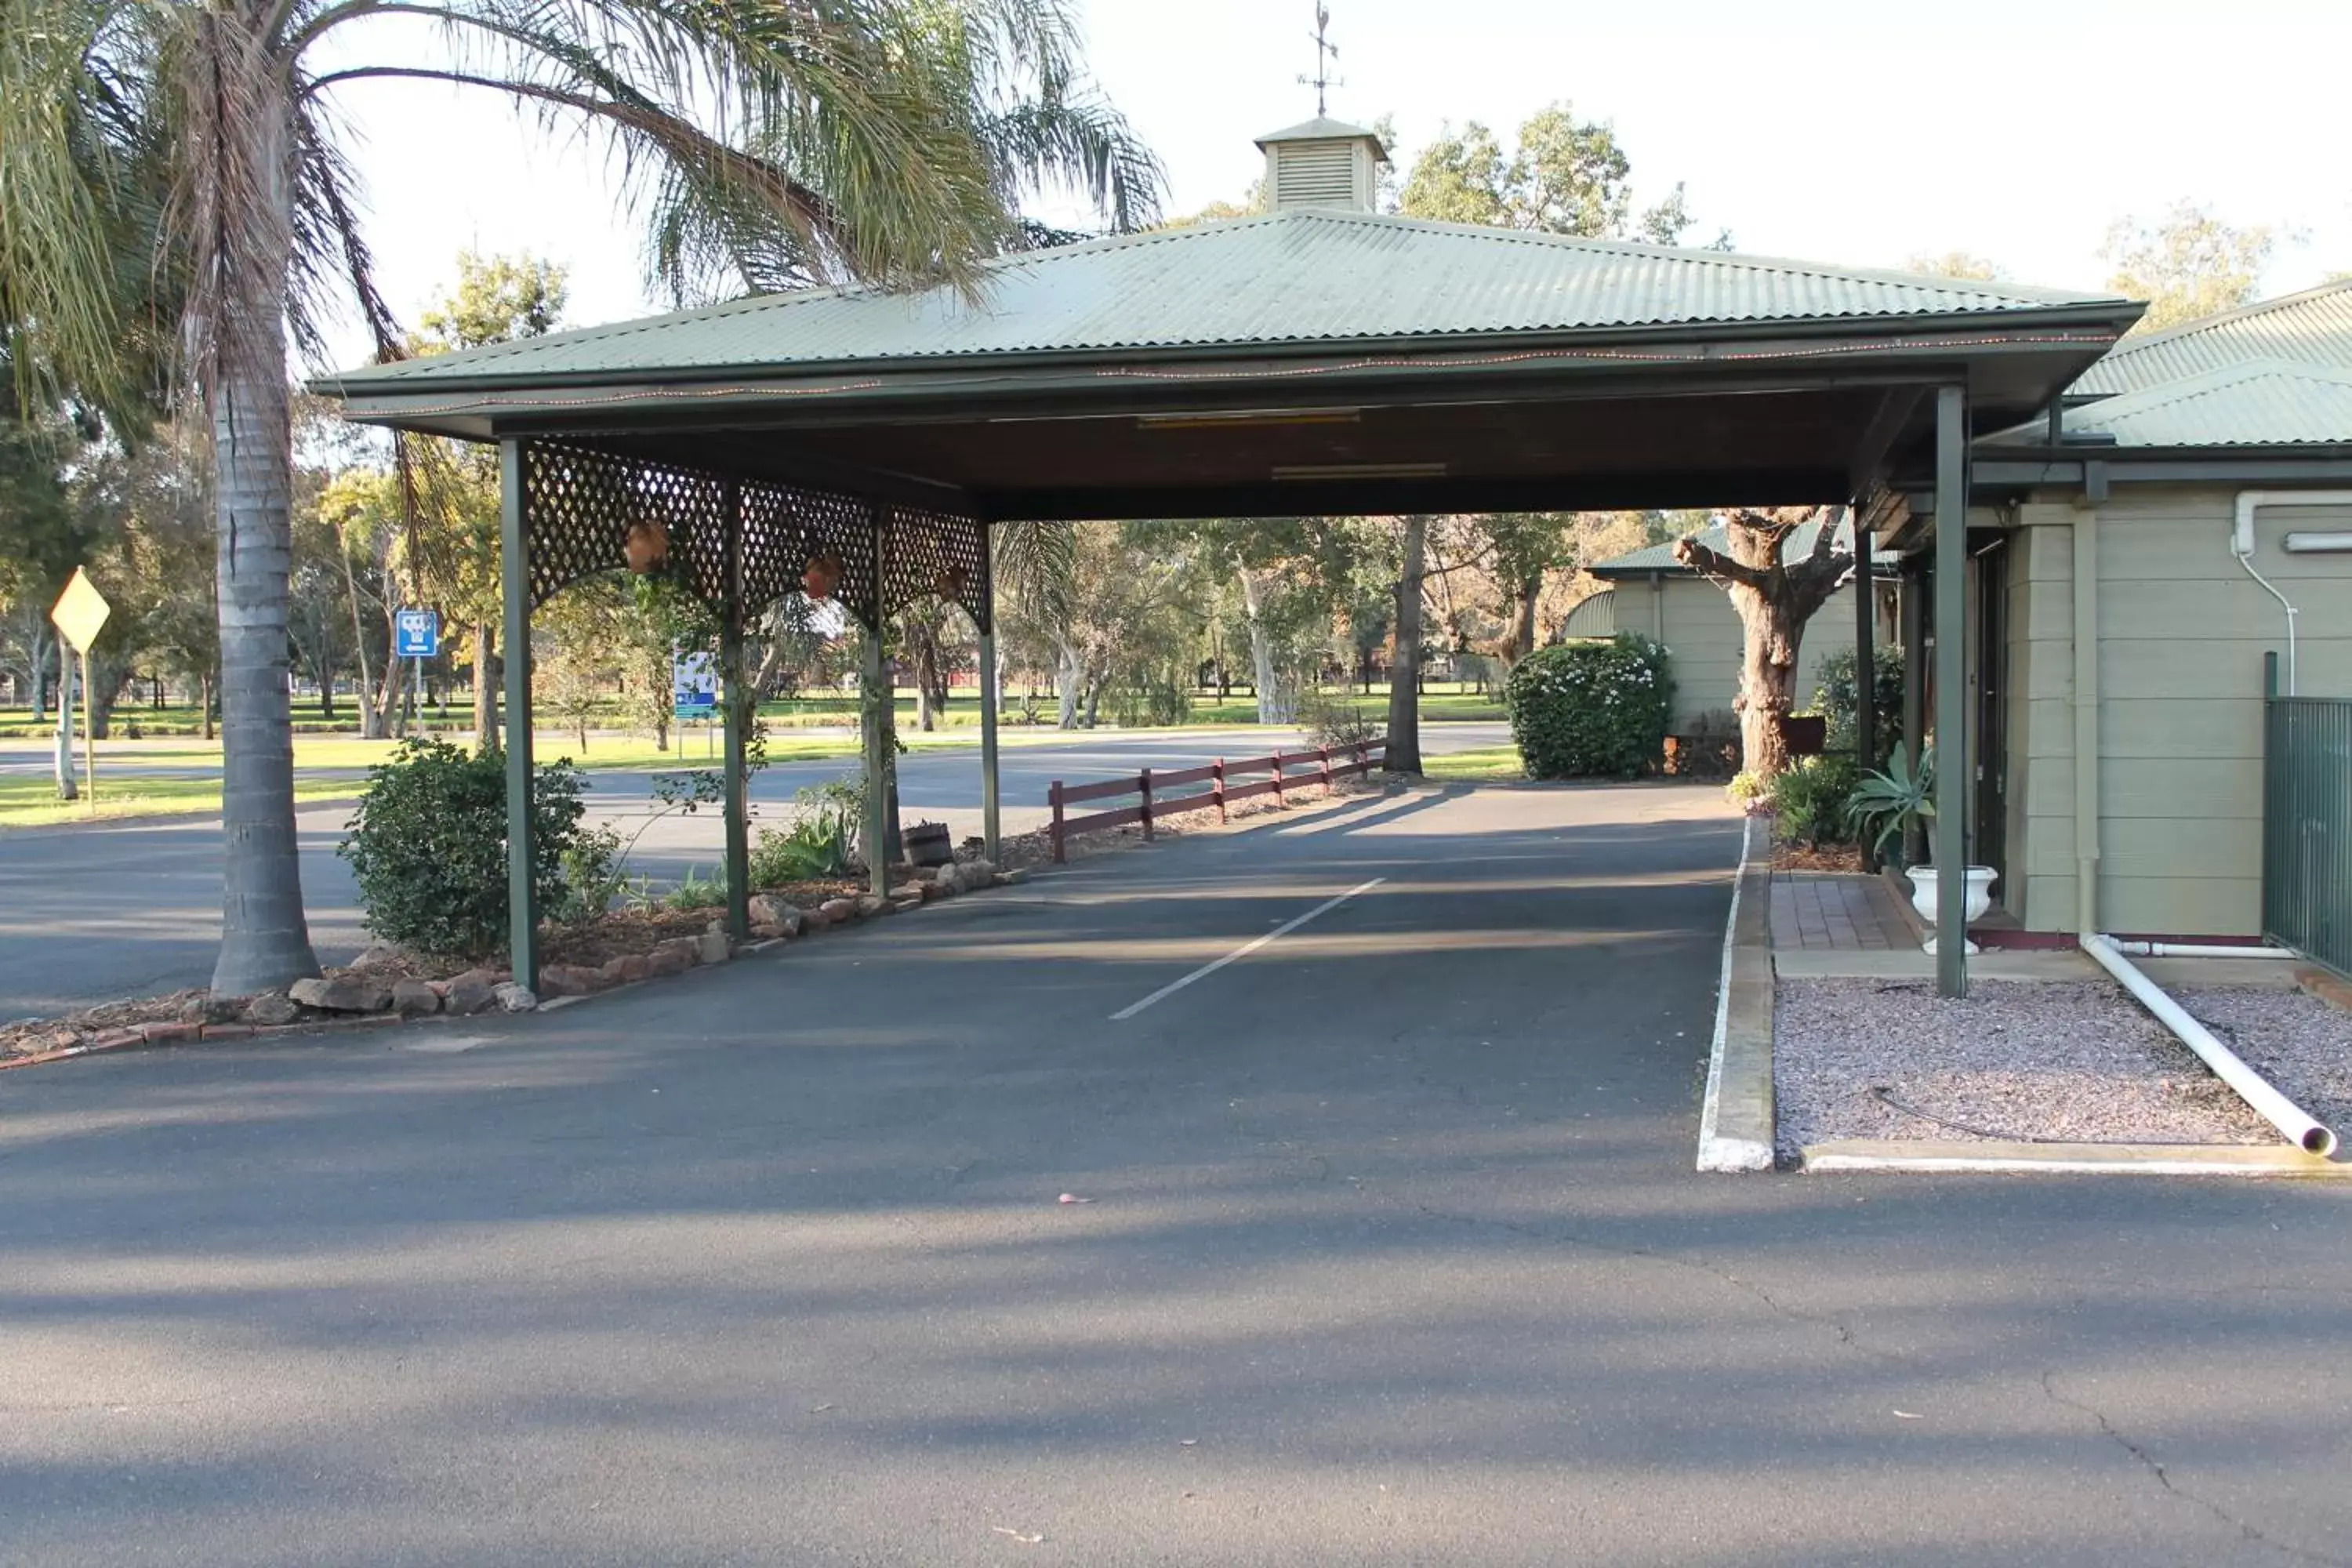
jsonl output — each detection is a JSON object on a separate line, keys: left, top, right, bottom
{"left": 663, "top": 866, "right": 728, "bottom": 911}
{"left": 341, "top": 739, "right": 592, "bottom": 960}
{"left": 1772, "top": 753, "right": 1862, "bottom": 847}
{"left": 1504, "top": 633, "right": 1673, "bottom": 780}
{"left": 1811, "top": 644, "right": 1904, "bottom": 767}
{"left": 1298, "top": 690, "right": 1383, "bottom": 753}
{"left": 1725, "top": 769, "right": 1773, "bottom": 811}
{"left": 546, "top": 827, "right": 628, "bottom": 926}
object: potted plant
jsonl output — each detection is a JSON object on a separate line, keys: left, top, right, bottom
{"left": 1847, "top": 746, "right": 1997, "bottom": 954}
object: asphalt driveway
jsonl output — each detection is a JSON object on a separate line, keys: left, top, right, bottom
{"left": 3, "top": 781, "right": 2349, "bottom": 1566}
{"left": 0, "top": 724, "right": 1504, "bottom": 1018}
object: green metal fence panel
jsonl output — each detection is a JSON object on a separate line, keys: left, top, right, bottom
{"left": 2264, "top": 693, "right": 2352, "bottom": 978}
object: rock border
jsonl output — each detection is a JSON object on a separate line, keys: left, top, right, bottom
{"left": 0, "top": 858, "right": 1029, "bottom": 1073}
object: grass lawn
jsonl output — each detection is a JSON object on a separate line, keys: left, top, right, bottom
{"left": 0, "top": 772, "right": 367, "bottom": 829}
{"left": 1419, "top": 745, "right": 1526, "bottom": 783}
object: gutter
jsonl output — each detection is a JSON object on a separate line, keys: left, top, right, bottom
{"left": 2080, "top": 935, "right": 2338, "bottom": 1156}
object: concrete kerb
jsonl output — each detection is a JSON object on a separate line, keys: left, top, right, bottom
{"left": 1801, "top": 1138, "right": 2352, "bottom": 1179}
{"left": 1697, "top": 815, "right": 1775, "bottom": 1173}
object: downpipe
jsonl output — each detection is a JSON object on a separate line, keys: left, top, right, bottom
{"left": 2107, "top": 940, "right": 2297, "bottom": 960}
{"left": 2081, "top": 934, "right": 2338, "bottom": 1156}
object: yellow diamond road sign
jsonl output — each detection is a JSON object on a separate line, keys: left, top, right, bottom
{"left": 50, "top": 567, "right": 112, "bottom": 654}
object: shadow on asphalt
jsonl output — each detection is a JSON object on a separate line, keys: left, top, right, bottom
{"left": 4, "top": 787, "right": 2350, "bottom": 1564}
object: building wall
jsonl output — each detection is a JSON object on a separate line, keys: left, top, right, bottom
{"left": 1609, "top": 574, "right": 1857, "bottom": 731}
{"left": 2008, "top": 489, "right": 2352, "bottom": 936}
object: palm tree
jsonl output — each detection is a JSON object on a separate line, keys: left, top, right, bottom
{"left": 1, "top": 0, "right": 1158, "bottom": 995}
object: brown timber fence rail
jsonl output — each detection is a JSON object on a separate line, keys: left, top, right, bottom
{"left": 1047, "top": 740, "right": 1386, "bottom": 862}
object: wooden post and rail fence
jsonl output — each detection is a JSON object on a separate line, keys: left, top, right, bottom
{"left": 1047, "top": 739, "right": 1386, "bottom": 862}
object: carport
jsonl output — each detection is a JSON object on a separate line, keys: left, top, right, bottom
{"left": 318, "top": 121, "right": 2138, "bottom": 998}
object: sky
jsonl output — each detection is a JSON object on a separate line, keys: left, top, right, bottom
{"left": 312, "top": 0, "right": 2352, "bottom": 365}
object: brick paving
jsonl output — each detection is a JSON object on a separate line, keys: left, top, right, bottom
{"left": 1769, "top": 870, "right": 1919, "bottom": 952}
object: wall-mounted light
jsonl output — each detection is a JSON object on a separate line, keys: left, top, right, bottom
{"left": 2284, "top": 532, "right": 2352, "bottom": 554}
{"left": 1272, "top": 462, "right": 1446, "bottom": 481}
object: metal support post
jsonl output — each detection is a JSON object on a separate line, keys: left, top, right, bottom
{"left": 1900, "top": 557, "right": 1926, "bottom": 866}
{"left": 1933, "top": 385, "right": 1969, "bottom": 997}
{"left": 1854, "top": 518, "right": 1877, "bottom": 869}
{"left": 720, "top": 481, "right": 750, "bottom": 944}
{"left": 499, "top": 441, "right": 539, "bottom": 993}
{"left": 979, "top": 622, "right": 1002, "bottom": 864}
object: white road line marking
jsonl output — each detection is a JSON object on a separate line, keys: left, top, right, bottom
{"left": 1110, "top": 877, "right": 1385, "bottom": 1021}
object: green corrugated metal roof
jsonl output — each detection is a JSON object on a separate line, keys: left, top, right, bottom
{"left": 1588, "top": 514, "right": 1853, "bottom": 577}
{"left": 2005, "top": 359, "right": 2352, "bottom": 448}
{"left": 2071, "top": 279, "right": 2352, "bottom": 397}
{"left": 321, "top": 209, "right": 2130, "bottom": 393}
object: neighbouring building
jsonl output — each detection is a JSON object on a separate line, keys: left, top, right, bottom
{"left": 1583, "top": 516, "right": 1871, "bottom": 735}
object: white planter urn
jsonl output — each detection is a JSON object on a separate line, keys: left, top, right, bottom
{"left": 1906, "top": 865, "right": 1998, "bottom": 956}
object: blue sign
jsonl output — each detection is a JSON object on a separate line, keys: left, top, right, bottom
{"left": 394, "top": 608, "right": 441, "bottom": 659}
{"left": 673, "top": 651, "right": 717, "bottom": 719}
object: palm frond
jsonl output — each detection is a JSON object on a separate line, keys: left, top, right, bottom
{"left": 992, "top": 517, "right": 1074, "bottom": 627}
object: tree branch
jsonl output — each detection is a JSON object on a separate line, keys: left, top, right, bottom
{"left": 1674, "top": 537, "right": 1767, "bottom": 589}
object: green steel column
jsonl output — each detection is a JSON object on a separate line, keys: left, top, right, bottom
{"left": 720, "top": 481, "right": 750, "bottom": 944}
{"left": 979, "top": 623, "right": 1002, "bottom": 863}
{"left": 862, "top": 623, "right": 891, "bottom": 898}
{"left": 1900, "top": 557, "right": 1926, "bottom": 866}
{"left": 1854, "top": 517, "right": 1878, "bottom": 869}
{"left": 1933, "top": 385, "right": 1969, "bottom": 998}
{"left": 499, "top": 441, "right": 539, "bottom": 993}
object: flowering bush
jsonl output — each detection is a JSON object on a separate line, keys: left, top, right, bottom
{"left": 1505, "top": 634, "right": 1675, "bottom": 780}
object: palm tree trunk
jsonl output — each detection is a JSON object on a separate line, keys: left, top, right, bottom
{"left": 208, "top": 74, "right": 319, "bottom": 996}
{"left": 1385, "top": 517, "right": 1428, "bottom": 775}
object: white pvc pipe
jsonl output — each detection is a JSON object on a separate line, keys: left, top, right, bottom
{"left": 2082, "top": 934, "right": 2338, "bottom": 1156}
{"left": 2108, "top": 940, "right": 2297, "bottom": 960}
{"left": 2233, "top": 491, "right": 2352, "bottom": 696}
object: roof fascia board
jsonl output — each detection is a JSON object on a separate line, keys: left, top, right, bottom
{"left": 974, "top": 470, "right": 1853, "bottom": 523}
{"left": 1973, "top": 452, "right": 2352, "bottom": 488}
{"left": 311, "top": 302, "right": 2137, "bottom": 401}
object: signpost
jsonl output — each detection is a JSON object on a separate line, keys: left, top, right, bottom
{"left": 395, "top": 608, "right": 440, "bottom": 731}
{"left": 49, "top": 568, "right": 111, "bottom": 808}
{"left": 673, "top": 649, "right": 718, "bottom": 757}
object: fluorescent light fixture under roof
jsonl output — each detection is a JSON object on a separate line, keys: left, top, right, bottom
{"left": 1137, "top": 408, "right": 1362, "bottom": 430}
{"left": 2285, "top": 532, "right": 2352, "bottom": 554}
{"left": 1272, "top": 462, "right": 1447, "bottom": 481}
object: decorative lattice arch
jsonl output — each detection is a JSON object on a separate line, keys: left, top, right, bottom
{"left": 518, "top": 441, "right": 992, "bottom": 633}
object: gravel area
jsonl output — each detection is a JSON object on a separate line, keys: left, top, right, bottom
{"left": 2176, "top": 986, "right": 2352, "bottom": 1134}
{"left": 1774, "top": 978, "right": 2278, "bottom": 1156}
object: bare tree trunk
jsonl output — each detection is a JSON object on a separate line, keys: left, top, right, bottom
{"left": 1733, "top": 596, "right": 1800, "bottom": 780}
{"left": 340, "top": 548, "right": 379, "bottom": 738}
{"left": 371, "top": 605, "right": 405, "bottom": 737}
{"left": 1509, "top": 568, "right": 1541, "bottom": 664}
{"left": 1052, "top": 636, "right": 1082, "bottom": 728}
{"left": 472, "top": 622, "right": 497, "bottom": 749}
{"left": 1237, "top": 565, "right": 1287, "bottom": 724}
{"left": 208, "top": 64, "right": 321, "bottom": 995}
{"left": 1673, "top": 506, "right": 1849, "bottom": 785}
{"left": 1385, "top": 516, "right": 1428, "bottom": 775}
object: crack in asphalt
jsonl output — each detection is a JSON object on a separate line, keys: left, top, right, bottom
{"left": 1409, "top": 1201, "right": 1910, "bottom": 1367}
{"left": 2040, "top": 1371, "right": 2349, "bottom": 1567}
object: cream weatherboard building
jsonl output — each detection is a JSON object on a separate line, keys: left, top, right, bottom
{"left": 1979, "top": 280, "right": 2352, "bottom": 941}
{"left": 1593, "top": 280, "right": 2352, "bottom": 943}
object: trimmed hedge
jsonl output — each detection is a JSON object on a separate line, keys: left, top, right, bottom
{"left": 1505, "top": 634, "right": 1674, "bottom": 780}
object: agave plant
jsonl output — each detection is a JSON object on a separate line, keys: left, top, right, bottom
{"left": 1848, "top": 744, "right": 1936, "bottom": 863}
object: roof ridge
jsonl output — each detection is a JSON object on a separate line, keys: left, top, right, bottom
{"left": 1280, "top": 211, "right": 2104, "bottom": 302}
{"left": 2097, "top": 277, "right": 2352, "bottom": 361}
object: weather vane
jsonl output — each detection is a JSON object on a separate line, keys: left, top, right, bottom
{"left": 1299, "top": 4, "right": 1344, "bottom": 118}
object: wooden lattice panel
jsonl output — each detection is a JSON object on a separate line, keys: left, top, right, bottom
{"left": 520, "top": 441, "right": 989, "bottom": 633}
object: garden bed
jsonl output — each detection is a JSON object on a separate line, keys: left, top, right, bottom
{"left": 1773, "top": 978, "right": 2287, "bottom": 1159}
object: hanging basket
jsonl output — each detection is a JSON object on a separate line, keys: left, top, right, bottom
{"left": 622, "top": 519, "right": 669, "bottom": 575}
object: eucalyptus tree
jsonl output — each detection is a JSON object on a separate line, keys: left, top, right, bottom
{"left": 1, "top": 0, "right": 1158, "bottom": 993}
